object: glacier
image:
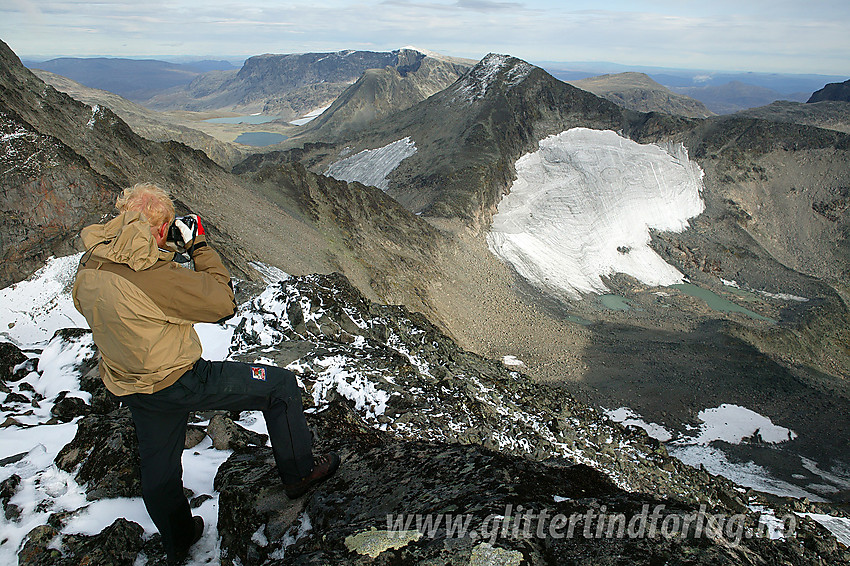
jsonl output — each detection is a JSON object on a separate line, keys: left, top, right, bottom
{"left": 325, "top": 137, "right": 416, "bottom": 191}
{"left": 487, "top": 128, "right": 705, "bottom": 300}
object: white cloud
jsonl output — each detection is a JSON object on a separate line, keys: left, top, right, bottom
{"left": 1, "top": 0, "right": 848, "bottom": 75}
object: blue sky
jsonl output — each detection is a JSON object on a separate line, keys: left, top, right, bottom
{"left": 3, "top": 0, "right": 849, "bottom": 75}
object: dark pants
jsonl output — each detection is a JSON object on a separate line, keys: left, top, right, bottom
{"left": 122, "top": 359, "right": 314, "bottom": 561}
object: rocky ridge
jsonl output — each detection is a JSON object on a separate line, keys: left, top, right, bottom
{"left": 31, "top": 69, "right": 247, "bottom": 168}
{"left": 808, "top": 78, "right": 850, "bottom": 103}
{"left": 2, "top": 273, "right": 847, "bottom": 565}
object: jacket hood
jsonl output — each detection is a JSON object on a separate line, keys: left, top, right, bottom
{"left": 81, "top": 211, "right": 171, "bottom": 271}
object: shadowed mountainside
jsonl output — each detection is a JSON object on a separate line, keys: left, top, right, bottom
{"left": 808, "top": 78, "right": 850, "bottom": 103}
{"left": 31, "top": 69, "right": 246, "bottom": 168}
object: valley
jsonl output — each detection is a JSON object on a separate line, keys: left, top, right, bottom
{"left": 2, "top": 39, "right": 849, "bottom": 564}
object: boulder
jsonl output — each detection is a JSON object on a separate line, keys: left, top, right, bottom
{"left": 54, "top": 407, "right": 141, "bottom": 499}
{"left": 0, "top": 473, "right": 21, "bottom": 521}
{"left": 0, "top": 341, "right": 28, "bottom": 381}
{"left": 50, "top": 391, "right": 91, "bottom": 422}
{"left": 207, "top": 412, "right": 269, "bottom": 451}
{"left": 18, "top": 518, "right": 144, "bottom": 566}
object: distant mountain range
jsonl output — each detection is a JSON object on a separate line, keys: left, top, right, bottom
{"left": 22, "top": 57, "right": 237, "bottom": 101}
{"left": 141, "top": 48, "right": 473, "bottom": 121}
{"left": 24, "top": 54, "right": 848, "bottom": 118}
{"left": 542, "top": 61, "right": 846, "bottom": 114}
{"left": 567, "top": 72, "right": 714, "bottom": 118}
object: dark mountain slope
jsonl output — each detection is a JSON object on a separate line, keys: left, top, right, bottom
{"left": 732, "top": 100, "right": 850, "bottom": 134}
{"left": 808, "top": 78, "right": 850, "bottom": 103}
{"left": 31, "top": 69, "right": 246, "bottom": 168}
{"left": 300, "top": 48, "right": 474, "bottom": 137}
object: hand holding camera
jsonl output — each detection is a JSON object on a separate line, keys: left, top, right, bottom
{"left": 167, "top": 214, "right": 205, "bottom": 251}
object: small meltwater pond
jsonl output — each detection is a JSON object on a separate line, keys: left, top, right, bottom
{"left": 670, "top": 283, "right": 775, "bottom": 322}
{"left": 233, "top": 132, "right": 288, "bottom": 146}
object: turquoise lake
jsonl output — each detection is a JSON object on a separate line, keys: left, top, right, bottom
{"left": 670, "top": 283, "right": 775, "bottom": 322}
{"left": 233, "top": 132, "right": 288, "bottom": 146}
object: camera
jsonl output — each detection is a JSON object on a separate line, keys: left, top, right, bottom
{"left": 167, "top": 215, "right": 197, "bottom": 245}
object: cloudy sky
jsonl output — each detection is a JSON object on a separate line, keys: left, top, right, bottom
{"left": 3, "top": 0, "right": 849, "bottom": 75}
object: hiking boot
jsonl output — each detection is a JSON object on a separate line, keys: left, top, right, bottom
{"left": 171, "top": 515, "right": 204, "bottom": 565}
{"left": 284, "top": 452, "right": 341, "bottom": 499}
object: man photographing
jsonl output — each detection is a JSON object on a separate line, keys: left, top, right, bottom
{"left": 72, "top": 183, "right": 339, "bottom": 563}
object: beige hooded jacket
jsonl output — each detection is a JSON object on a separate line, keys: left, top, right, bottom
{"left": 72, "top": 211, "right": 236, "bottom": 396}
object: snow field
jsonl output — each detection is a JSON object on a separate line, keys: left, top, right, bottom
{"left": 325, "top": 137, "right": 417, "bottom": 191}
{"left": 488, "top": 128, "right": 705, "bottom": 300}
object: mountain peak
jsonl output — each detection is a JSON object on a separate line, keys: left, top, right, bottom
{"left": 451, "top": 53, "right": 536, "bottom": 103}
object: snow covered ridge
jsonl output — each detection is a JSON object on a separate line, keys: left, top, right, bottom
{"left": 452, "top": 53, "right": 534, "bottom": 103}
{"left": 3, "top": 262, "right": 850, "bottom": 561}
{"left": 226, "top": 273, "right": 730, "bottom": 499}
{"left": 325, "top": 137, "right": 417, "bottom": 191}
{"left": 488, "top": 128, "right": 706, "bottom": 300}
{"left": 0, "top": 253, "right": 87, "bottom": 346}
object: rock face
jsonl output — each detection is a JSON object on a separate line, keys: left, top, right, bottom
{"left": 18, "top": 518, "right": 145, "bottom": 566}
{"left": 54, "top": 408, "right": 141, "bottom": 500}
{"left": 302, "top": 48, "right": 474, "bottom": 138}
{"left": 808, "top": 78, "right": 850, "bottom": 103}
{"left": 0, "top": 101, "right": 119, "bottom": 287}
{"left": 142, "top": 48, "right": 471, "bottom": 120}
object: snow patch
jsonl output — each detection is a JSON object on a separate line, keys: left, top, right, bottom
{"left": 289, "top": 103, "right": 332, "bottom": 126}
{"left": 719, "top": 277, "right": 808, "bottom": 302}
{"left": 604, "top": 407, "right": 673, "bottom": 442}
{"left": 669, "top": 444, "right": 826, "bottom": 501}
{"left": 249, "top": 261, "right": 291, "bottom": 284}
{"left": 799, "top": 513, "right": 850, "bottom": 546}
{"left": 454, "top": 53, "right": 533, "bottom": 103}
{"left": 87, "top": 104, "right": 102, "bottom": 129}
{"left": 488, "top": 128, "right": 705, "bottom": 300}
{"left": 325, "top": 137, "right": 417, "bottom": 191}
{"left": 311, "top": 355, "right": 390, "bottom": 419}
{"left": 0, "top": 253, "right": 88, "bottom": 345}
{"left": 690, "top": 404, "right": 797, "bottom": 445}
